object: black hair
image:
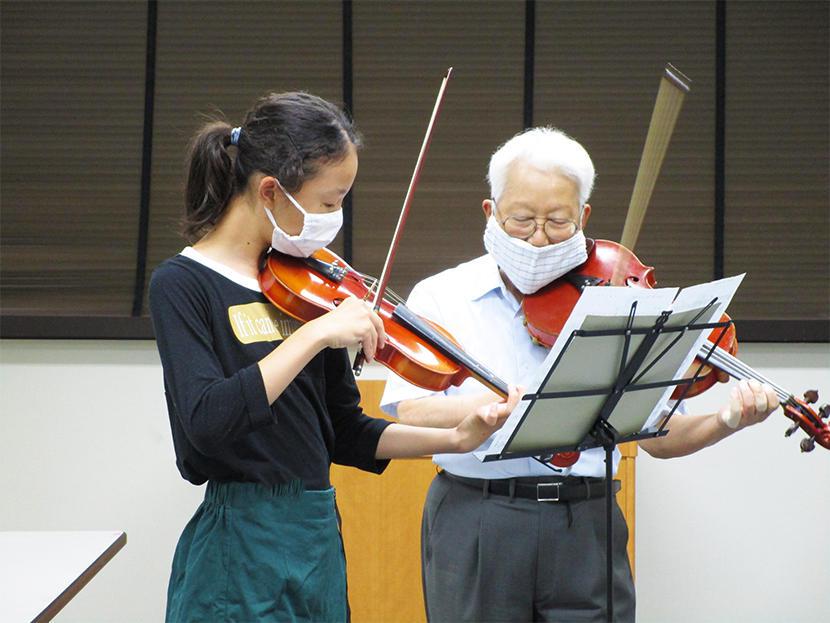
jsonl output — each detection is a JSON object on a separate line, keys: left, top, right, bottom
{"left": 182, "top": 91, "right": 361, "bottom": 243}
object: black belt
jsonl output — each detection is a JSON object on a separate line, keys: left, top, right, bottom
{"left": 443, "top": 472, "right": 620, "bottom": 503}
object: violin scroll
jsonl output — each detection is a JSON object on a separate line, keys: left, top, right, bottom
{"left": 782, "top": 390, "right": 830, "bottom": 452}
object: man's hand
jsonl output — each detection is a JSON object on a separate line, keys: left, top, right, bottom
{"left": 718, "top": 379, "right": 780, "bottom": 430}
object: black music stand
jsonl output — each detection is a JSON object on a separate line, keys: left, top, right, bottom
{"left": 480, "top": 300, "right": 734, "bottom": 623}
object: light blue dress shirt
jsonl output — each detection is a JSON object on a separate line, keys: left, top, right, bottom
{"left": 380, "top": 253, "right": 668, "bottom": 478}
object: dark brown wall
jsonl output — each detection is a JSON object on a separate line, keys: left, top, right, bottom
{"left": 2, "top": 1, "right": 827, "bottom": 340}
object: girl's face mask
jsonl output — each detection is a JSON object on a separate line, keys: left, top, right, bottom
{"left": 263, "top": 179, "right": 343, "bottom": 258}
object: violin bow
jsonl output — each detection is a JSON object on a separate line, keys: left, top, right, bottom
{"left": 353, "top": 67, "right": 453, "bottom": 373}
{"left": 614, "top": 64, "right": 691, "bottom": 284}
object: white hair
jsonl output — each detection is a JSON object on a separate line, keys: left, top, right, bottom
{"left": 486, "top": 127, "right": 596, "bottom": 205}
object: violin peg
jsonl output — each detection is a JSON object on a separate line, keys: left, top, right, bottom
{"left": 803, "top": 389, "right": 819, "bottom": 404}
{"left": 819, "top": 404, "right": 829, "bottom": 421}
{"left": 785, "top": 422, "right": 800, "bottom": 437}
{"left": 352, "top": 350, "right": 365, "bottom": 376}
{"left": 800, "top": 437, "right": 816, "bottom": 453}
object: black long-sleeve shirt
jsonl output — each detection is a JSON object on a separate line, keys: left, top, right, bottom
{"left": 148, "top": 250, "right": 391, "bottom": 489}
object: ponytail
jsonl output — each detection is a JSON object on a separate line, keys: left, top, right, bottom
{"left": 182, "top": 121, "right": 237, "bottom": 243}
{"left": 180, "top": 92, "right": 361, "bottom": 243}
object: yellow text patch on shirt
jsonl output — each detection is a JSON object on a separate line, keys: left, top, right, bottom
{"left": 228, "top": 302, "right": 301, "bottom": 344}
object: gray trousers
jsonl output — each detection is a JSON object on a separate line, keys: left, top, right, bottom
{"left": 421, "top": 471, "right": 635, "bottom": 623}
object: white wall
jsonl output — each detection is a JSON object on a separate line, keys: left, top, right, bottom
{"left": 1, "top": 339, "right": 828, "bottom": 622}
{"left": 636, "top": 343, "right": 830, "bottom": 623}
{"left": 0, "top": 340, "right": 202, "bottom": 622}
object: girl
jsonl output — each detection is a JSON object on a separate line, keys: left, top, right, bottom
{"left": 149, "top": 91, "right": 519, "bottom": 623}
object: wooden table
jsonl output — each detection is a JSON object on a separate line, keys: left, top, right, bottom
{"left": 0, "top": 531, "right": 126, "bottom": 622}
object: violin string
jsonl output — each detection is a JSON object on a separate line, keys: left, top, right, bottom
{"left": 707, "top": 349, "right": 788, "bottom": 398}
{"left": 701, "top": 344, "right": 785, "bottom": 396}
{"left": 701, "top": 343, "right": 791, "bottom": 401}
{"left": 701, "top": 345, "right": 751, "bottom": 378}
{"left": 364, "top": 275, "right": 380, "bottom": 301}
{"left": 385, "top": 285, "right": 406, "bottom": 305}
{"left": 357, "top": 272, "right": 407, "bottom": 306}
{"left": 706, "top": 347, "right": 752, "bottom": 379}
{"left": 697, "top": 343, "right": 812, "bottom": 414}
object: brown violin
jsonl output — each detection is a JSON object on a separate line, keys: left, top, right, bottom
{"left": 256, "top": 70, "right": 588, "bottom": 466}
{"left": 521, "top": 237, "right": 735, "bottom": 398}
{"left": 258, "top": 246, "right": 583, "bottom": 468}
{"left": 259, "top": 247, "right": 506, "bottom": 395}
{"left": 520, "top": 239, "right": 830, "bottom": 452}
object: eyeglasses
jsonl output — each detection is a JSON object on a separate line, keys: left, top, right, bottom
{"left": 492, "top": 201, "right": 580, "bottom": 242}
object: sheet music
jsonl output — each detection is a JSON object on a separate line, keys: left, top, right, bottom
{"left": 476, "top": 275, "right": 744, "bottom": 461}
{"left": 634, "top": 273, "right": 744, "bottom": 432}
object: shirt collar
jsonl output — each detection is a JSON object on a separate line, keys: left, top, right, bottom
{"left": 180, "top": 246, "right": 261, "bottom": 292}
{"left": 468, "top": 254, "right": 520, "bottom": 312}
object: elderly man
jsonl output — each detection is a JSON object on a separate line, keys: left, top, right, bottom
{"left": 380, "top": 127, "right": 778, "bottom": 623}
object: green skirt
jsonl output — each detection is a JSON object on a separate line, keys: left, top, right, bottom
{"left": 166, "top": 481, "right": 348, "bottom": 623}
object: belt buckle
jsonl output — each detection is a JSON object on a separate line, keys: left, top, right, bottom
{"left": 536, "top": 482, "right": 561, "bottom": 502}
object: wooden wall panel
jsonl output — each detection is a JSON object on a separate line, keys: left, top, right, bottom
{"left": 619, "top": 440, "right": 638, "bottom": 578}
{"left": 330, "top": 381, "right": 434, "bottom": 623}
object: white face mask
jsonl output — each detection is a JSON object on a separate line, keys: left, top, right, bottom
{"left": 483, "top": 215, "right": 588, "bottom": 295}
{"left": 263, "top": 180, "right": 343, "bottom": 258}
